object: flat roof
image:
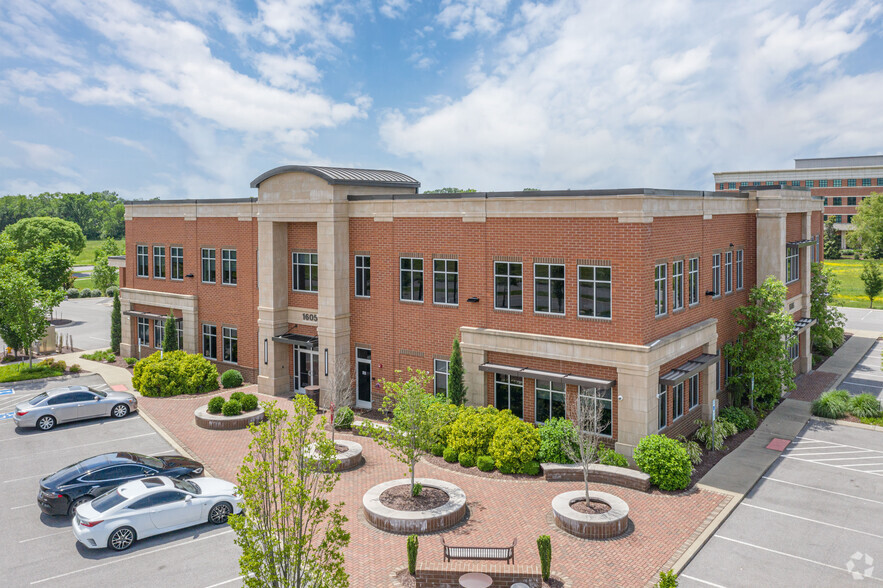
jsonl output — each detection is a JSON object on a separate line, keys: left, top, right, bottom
{"left": 250, "top": 165, "right": 420, "bottom": 189}
{"left": 349, "top": 187, "right": 753, "bottom": 201}
{"left": 125, "top": 197, "right": 256, "bottom": 205}
{"left": 795, "top": 155, "right": 883, "bottom": 169}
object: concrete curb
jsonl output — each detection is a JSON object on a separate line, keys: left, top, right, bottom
{"left": 137, "top": 404, "right": 215, "bottom": 478}
{"left": 669, "top": 487, "right": 742, "bottom": 575}
{"left": 809, "top": 416, "right": 883, "bottom": 433}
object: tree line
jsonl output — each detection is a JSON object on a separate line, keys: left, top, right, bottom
{"left": 0, "top": 191, "right": 125, "bottom": 239}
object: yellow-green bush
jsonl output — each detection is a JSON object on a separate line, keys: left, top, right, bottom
{"left": 447, "top": 406, "right": 506, "bottom": 459}
{"left": 489, "top": 416, "right": 540, "bottom": 474}
{"left": 132, "top": 351, "right": 220, "bottom": 397}
{"left": 428, "top": 400, "right": 462, "bottom": 446}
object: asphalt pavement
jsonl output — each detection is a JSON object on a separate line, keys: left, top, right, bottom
{"left": 53, "top": 297, "right": 113, "bottom": 351}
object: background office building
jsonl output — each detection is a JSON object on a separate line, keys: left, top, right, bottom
{"left": 116, "top": 166, "right": 823, "bottom": 456}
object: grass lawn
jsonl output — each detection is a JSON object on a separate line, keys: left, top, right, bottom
{"left": 0, "top": 362, "right": 64, "bottom": 383}
{"left": 74, "top": 238, "right": 125, "bottom": 266}
{"left": 825, "top": 259, "right": 883, "bottom": 309}
{"left": 72, "top": 276, "right": 95, "bottom": 289}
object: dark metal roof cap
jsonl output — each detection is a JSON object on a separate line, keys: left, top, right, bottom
{"left": 250, "top": 165, "right": 420, "bottom": 189}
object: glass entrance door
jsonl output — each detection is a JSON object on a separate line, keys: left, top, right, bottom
{"left": 294, "top": 349, "right": 319, "bottom": 393}
{"left": 356, "top": 348, "right": 371, "bottom": 407}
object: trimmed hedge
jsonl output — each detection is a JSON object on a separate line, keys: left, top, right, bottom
{"left": 221, "top": 369, "right": 243, "bottom": 389}
{"left": 132, "top": 351, "right": 220, "bottom": 397}
{"left": 230, "top": 391, "right": 245, "bottom": 403}
{"left": 240, "top": 393, "right": 258, "bottom": 412}
{"left": 207, "top": 396, "right": 225, "bottom": 414}
{"left": 489, "top": 415, "right": 540, "bottom": 474}
{"left": 443, "top": 447, "right": 459, "bottom": 463}
{"left": 458, "top": 452, "right": 476, "bottom": 468}
{"left": 633, "top": 434, "right": 692, "bottom": 491}
{"left": 598, "top": 446, "right": 630, "bottom": 468}
{"left": 222, "top": 399, "right": 242, "bottom": 416}
{"left": 476, "top": 455, "right": 495, "bottom": 472}
{"left": 66, "top": 288, "right": 80, "bottom": 298}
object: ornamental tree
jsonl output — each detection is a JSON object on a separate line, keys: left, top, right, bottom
{"left": 226, "top": 398, "right": 350, "bottom": 588}
{"left": 724, "top": 276, "right": 795, "bottom": 408}
{"left": 19, "top": 243, "right": 74, "bottom": 293}
{"left": 447, "top": 338, "right": 467, "bottom": 405}
{"left": 861, "top": 260, "right": 883, "bottom": 308}
{"left": 810, "top": 262, "right": 845, "bottom": 355}
{"left": 561, "top": 393, "right": 608, "bottom": 504}
{"left": 3, "top": 216, "right": 86, "bottom": 255}
{"left": 110, "top": 291, "right": 121, "bottom": 353}
{"left": 0, "top": 264, "right": 64, "bottom": 365}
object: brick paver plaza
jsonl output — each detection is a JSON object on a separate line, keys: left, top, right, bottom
{"left": 140, "top": 391, "right": 729, "bottom": 587}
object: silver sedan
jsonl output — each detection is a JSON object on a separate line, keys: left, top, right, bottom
{"left": 12, "top": 385, "right": 138, "bottom": 431}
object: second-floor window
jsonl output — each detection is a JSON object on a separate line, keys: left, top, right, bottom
{"left": 724, "top": 251, "right": 733, "bottom": 294}
{"left": 355, "top": 255, "right": 370, "bottom": 298}
{"left": 534, "top": 263, "right": 565, "bottom": 315}
{"left": 785, "top": 246, "right": 799, "bottom": 284}
{"left": 712, "top": 253, "right": 721, "bottom": 297}
{"left": 400, "top": 257, "right": 423, "bottom": 302}
{"left": 735, "top": 250, "right": 744, "bottom": 290}
{"left": 170, "top": 247, "right": 183, "bottom": 281}
{"left": 494, "top": 261, "right": 523, "bottom": 311}
{"left": 654, "top": 263, "right": 667, "bottom": 317}
{"left": 688, "top": 257, "right": 699, "bottom": 305}
{"left": 201, "top": 248, "right": 216, "bottom": 283}
{"left": 433, "top": 259, "right": 458, "bottom": 305}
{"left": 152, "top": 246, "right": 165, "bottom": 279}
{"left": 293, "top": 252, "right": 318, "bottom": 292}
{"left": 672, "top": 260, "right": 684, "bottom": 311}
{"left": 221, "top": 249, "right": 237, "bottom": 285}
{"left": 136, "top": 245, "right": 149, "bottom": 277}
{"left": 578, "top": 265, "right": 611, "bottom": 319}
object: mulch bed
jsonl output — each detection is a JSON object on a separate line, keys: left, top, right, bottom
{"left": 421, "top": 452, "right": 543, "bottom": 481}
{"left": 380, "top": 485, "right": 449, "bottom": 511}
{"left": 570, "top": 498, "right": 612, "bottom": 514}
{"left": 335, "top": 444, "right": 348, "bottom": 453}
{"left": 394, "top": 570, "right": 565, "bottom": 588}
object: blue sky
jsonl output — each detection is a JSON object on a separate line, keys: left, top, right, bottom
{"left": 1, "top": 0, "right": 882, "bottom": 198}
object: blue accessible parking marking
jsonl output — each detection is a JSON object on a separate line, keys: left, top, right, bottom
{"left": 0, "top": 412, "right": 14, "bottom": 420}
{"left": 0, "top": 389, "right": 13, "bottom": 397}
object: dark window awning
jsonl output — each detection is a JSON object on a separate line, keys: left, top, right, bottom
{"left": 792, "top": 317, "right": 816, "bottom": 336}
{"left": 659, "top": 353, "right": 719, "bottom": 387}
{"left": 786, "top": 238, "right": 816, "bottom": 248}
{"left": 479, "top": 363, "right": 615, "bottom": 388}
{"left": 124, "top": 310, "right": 168, "bottom": 321}
{"left": 272, "top": 333, "right": 318, "bottom": 349}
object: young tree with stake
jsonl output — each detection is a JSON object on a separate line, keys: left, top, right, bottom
{"left": 562, "top": 392, "right": 609, "bottom": 506}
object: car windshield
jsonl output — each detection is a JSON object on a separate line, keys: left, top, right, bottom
{"left": 172, "top": 478, "right": 200, "bottom": 495}
{"left": 137, "top": 455, "right": 163, "bottom": 469}
{"left": 91, "top": 489, "right": 127, "bottom": 513}
{"left": 87, "top": 387, "right": 107, "bottom": 398}
{"left": 28, "top": 393, "right": 48, "bottom": 405}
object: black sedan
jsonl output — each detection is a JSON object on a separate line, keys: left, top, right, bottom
{"left": 38, "top": 452, "right": 204, "bottom": 516}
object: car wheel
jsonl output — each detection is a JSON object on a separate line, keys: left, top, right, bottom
{"left": 37, "top": 415, "right": 56, "bottom": 431}
{"left": 111, "top": 404, "right": 129, "bottom": 419}
{"left": 107, "top": 526, "right": 136, "bottom": 551}
{"left": 68, "top": 496, "right": 91, "bottom": 517}
{"left": 208, "top": 502, "right": 232, "bottom": 525}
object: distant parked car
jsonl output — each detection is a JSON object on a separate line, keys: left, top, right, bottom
{"left": 12, "top": 385, "right": 137, "bottom": 431}
{"left": 73, "top": 476, "right": 242, "bottom": 551}
{"left": 39, "top": 452, "right": 204, "bottom": 516}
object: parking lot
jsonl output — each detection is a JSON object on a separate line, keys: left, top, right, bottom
{"left": 1, "top": 376, "right": 242, "bottom": 588}
{"left": 681, "top": 421, "right": 883, "bottom": 587}
{"left": 840, "top": 338, "right": 883, "bottom": 402}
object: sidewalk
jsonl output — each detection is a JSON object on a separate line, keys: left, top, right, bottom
{"left": 53, "top": 350, "right": 134, "bottom": 391}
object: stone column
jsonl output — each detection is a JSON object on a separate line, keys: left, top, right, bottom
{"left": 614, "top": 365, "right": 660, "bottom": 458}
{"left": 701, "top": 340, "right": 718, "bottom": 421}
{"left": 797, "top": 211, "right": 813, "bottom": 375}
{"left": 181, "top": 307, "right": 199, "bottom": 354}
{"left": 459, "top": 343, "right": 486, "bottom": 406}
{"left": 316, "top": 213, "right": 351, "bottom": 408}
{"left": 119, "top": 298, "right": 133, "bottom": 357}
{"left": 257, "top": 221, "right": 292, "bottom": 397}
{"left": 799, "top": 327, "right": 812, "bottom": 374}
{"left": 756, "top": 210, "right": 786, "bottom": 284}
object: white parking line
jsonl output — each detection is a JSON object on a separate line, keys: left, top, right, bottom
{"left": 10, "top": 503, "right": 37, "bottom": 510}
{"left": 0, "top": 432, "right": 156, "bottom": 461}
{"left": 784, "top": 450, "right": 871, "bottom": 456}
{"left": 19, "top": 529, "right": 70, "bottom": 544}
{"left": 0, "top": 416, "right": 143, "bottom": 441}
{"left": 679, "top": 575, "right": 728, "bottom": 588}
{"left": 742, "top": 503, "right": 883, "bottom": 540}
{"left": 793, "top": 436, "right": 883, "bottom": 452}
{"left": 30, "top": 529, "right": 234, "bottom": 585}
{"left": 780, "top": 455, "right": 883, "bottom": 476}
{"left": 3, "top": 473, "right": 51, "bottom": 484}
{"left": 203, "top": 576, "right": 245, "bottom": 588}
{"left": 761, "top": 476, "right": 883, "bottom": 505}
{"left": 812, "top": 455, "right": 883, "bottom": 461}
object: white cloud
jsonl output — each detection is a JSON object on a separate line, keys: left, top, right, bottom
{"left": 437, "top": 0, "right": 510, "bottom": 39}
{"left": 107, "top": 136, "right": 154, "bottom": 157}
{"left": 254, "top": 52, "right": 322, "bottom": 90}
{"left": 256, "top": 0, "right": 354, "bottom": 48}
{"left": 9, "top": 140, "right": 80, "bottom": 178}
{"left": 380, "top": 0, "right": 410, "bottom": 19}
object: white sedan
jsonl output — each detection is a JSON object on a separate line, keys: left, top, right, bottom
{"left": 72, "top": 476, "right": 242, "bottom": 551}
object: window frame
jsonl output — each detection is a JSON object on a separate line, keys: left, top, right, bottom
{"left": 136, "top": 245, "right": 149, "bottom": 278}
{"left": 671, "top": 260, "right": 684, "bottom": 311}
{"left": 785, "top": 246, "right": 799, "bottom": 284}
{"left": 292, "top": 252, "right": 319, "bottom": 293}
{"left": 137, "top": 317, "right": 150, "bottom": 346}
{"left": 152, "top": 246, "right": 166, "bottom": 279}
{"left": 847, "top": 179, "right": 856, "bottom": 187}
{"left": 534, "top": 379, "right": 566, "bottom": 424}
{"left": 222, "top": 326, "right": 238, "bottom": 364}
{"left": 576, "top": 386, "right": 612, "bottom": 437}
{"left": 533, "top": 262, "right": 566, "bottom": 316}
{"left": 819, "top": 180, "right": 828, "bottom": 187}
{"left": 434, "top": 359, "right": 449, "bottom": 398}
{"left": 657, "top": 384, "right": 667, "bottom": 430}
{"left": 201, "top": 248, "right": 216, "bottom": 284}
{"left": 577, "top": 265, "right": 612, "bottom": 319}
{"left": 170, "top": 246, "right": 184, "bottom": 281}
{"left": 153, "top": 319, "right": 164, "bottom": 349}
{"left": 494, "top": 373, "right": 523, "bottom": 420}
{"left": 672, "top": 381, "right": 684, "bottom": 421}
{"left": 202, "top": 324, "right": 217, "bottom": 360}
{"left": 724, "top": 250, "right": 733, "bottom": 294}
{"left": 847, "top": 196, "right": 857, "bottom": 206}
{"left": 399, "top": 257, "right": 424, "bottom": 302}
{"left": 788, "top": 337, "right": 799, "bottom": 362}
{"left": 712, "top": 253, "right": 721, "bottom": 297}
{"left": 354, "top": 255, "right": 370, "bottom": 298}
{"left": 432, "top": 258, "right": 459, "bottom": 306}
{"left": 221, "top": 249, "right": 237, "bottom": 286}
{"left": 833, "top": 179, "right": 842, "bottom": 187}
{"left": 654, "top": 263, "right": 667, "bottom": 317}
{"left": 862, "top": 178, "right": 871, "bottom": 187}
{"left": 688, "top": 257, "right": 699, "bottom": 306}
{"left": 735, "top": 249, "right": 744, "bottom": 290}
{"left": 688, "top": 374, "right": 700, "bottom": 409}
{"left": 494, "top": 261, "right": 523, "bottom": 312}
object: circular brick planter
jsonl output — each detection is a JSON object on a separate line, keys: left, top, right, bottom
{"left": 363, "top": 478, "right": 466, "bottom": 534}
{"left": 552, "top": 490, "right": 629, "bottom": 539}
{"left": 194, "top": 405, "right": 265, "bottom": 430}
{"left": 308, "top": 440, "right": 363, "bottom": 472}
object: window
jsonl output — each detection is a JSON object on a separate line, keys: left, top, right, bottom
{"left": 658, "top": 384, "right": 667, "bottom": 430}
{"left": 222, "top": 327, "right": 237, "bottom": 364}
{"left": 170, "top": 247, "right": 183, "bottom": 281}
{"left": 672, "top": 381, "right": 684, "bottom": 421}
{"left": 202, "top": 324, "right": 217, "bottom": 359}
{"left": 712, "top": 253, "right": 721, "bottom": 296}
{"left": 494, "top": 262, "right": 523, "bottom": 311}
{"left": 535, "top": 380, "right": 566, "bottom": 423}
{"left": 137, "top": 317, "right": 150, "bottom": 345}
{"left": 791, "top": 180, "right": 800, "bottom": 186}
{"left": 355, "top": 255, "right": 370, "bottom": 298}
{"left": 785, "top": 246, "right": 799, "bottom": 284}
{"left": 689, "top": 374, "right": 700, "bottom": 409}
{"left": 779, "top": 181, "right": 787, "bottom": 188}
{"left": 848, "top": 215, "right": 854, "bottom": 224}
{"left": 654, "top": 263, "right": 667, "bottom": 316}
{"left": 832, "top": 197, "right": 842, "bottom": 206}
{"left": 399, "top": 257, "right": 423, "bottom": 302}
{"left": 136, "top": 245, "right": 149, "bottom": 277}
{"left": 847, "top": 197, "right": 857, "bottom": 206}
{"left": 577, "top": 265, "right": 612, "bottom": 318}
{"left": 765, "top": 181, "right": 775, "bottom": 186}
{"left": 494, "top": 374, "right": 523, "bottom": 419}
{"left": 688, "top": 257, "right": 699, "bottom": 306}
{"left": 201, "top": 248, "right": 216, "bottom": 283}
{"left": 806, "top": 180, "right": 814, "bottom": 188}
{"left": 788, "top": 338, "right": 799, "bottom": 362}
{"left": 819, "top": 180, "right": 828, "bottom": 187}
{"left": 293, "top": 252, "right": 318, "bottom": 292}
{"left": 154, "top": 320, "right": 164, "bottom": 349}
{"left": 153, "top": 246, "right": 165, "bottom": 279}
{"left": 433, "top": 259, "right": 458, "bottom": 305}
{"left": 434, "top": 359, "right": 449, "bottom": 397}
{"left": 753, "top": 182, "right": 761, "bottom": 186}
{"left": 833, "top": 179, "right": 842, "bottom": 187}
{"left": 176, "top": 319, "right": 183, "bottom": 350}
{"left": 221, "top": 249, "right": 237, "bottom": 285}
{"left": 534, "top": 263, "right": 565, "bottom": 314}
{"left": 728, "top": 182, "right": 736, "bottom": 189}
{"left": 740, "top": 182, "right": 748, "bottom": 187}
{"left": 863, "top": 178, "right": 871, "bottom": 187}
{"left": 878, "top": 178, "right": 883, "bottom": 186}
{"left": 577, "top": 387, "right": 612, "bottom": 436}
{"left": 724, "top": 251, "right": 733, "bottom": 294}
{"left": 847, "top": 179, "right": 856, "bottom": 187}
{"left": 672, "top": 260, "right": 684, "bottom": 311}
{"left": 735, "top": 250, "right": 744, "bottom": 290}
{"left": 719, "top": 183, "right": 724, "bottom": 190}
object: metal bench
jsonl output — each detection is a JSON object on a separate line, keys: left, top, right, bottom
{"left": 441, "top": 536, "right": 516, "bottom": 564}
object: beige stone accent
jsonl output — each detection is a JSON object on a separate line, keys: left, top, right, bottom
{"left": 118, "top": 288, "right": 198, "bottom": 355}
{"left": 257, "top": 221, "right": 291, "bottom": 397}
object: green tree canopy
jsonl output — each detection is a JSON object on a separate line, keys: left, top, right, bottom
{"left": 823, "top": 217, "right": 841, "bottom": 260}
{"left": 3, "top": 216, "right": 86, "bottom": 255}
{"left": 162, "top": 312, "right": 179, "bottom": 352}
{"left": 422, "top": 187, "right": 477, "bottom": 193}
{"left": 0, "top": 264, "right": 64, "bottom": 364}
{"left": 448, "top": 338, "right": 467, "bottom": 405}
{"left": 861, "top": 260, "right": 883, "bottom": 308}
{"left": 847, "top": 192, "right": 883, "bottom": 258}
{"left": 19, "top": 243, "right": 74, "bottom": 292}
{"left": 0, "top": 191, "right": 124, "bottom": 240}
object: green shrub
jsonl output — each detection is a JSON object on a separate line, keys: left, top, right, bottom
{"left": 54, "top": 360, "right": 66, "bottom": 372}
{"left": 655, "top": 570, "right": 679, "bottom": 588}
{"left": 521, "top": 460, "right": 541, "bottom": 476}
{"left": 240, "top": 393, "right": 258, "bottom": 412}
{"left": 428, "top": 400, "right": 461, "bottom": 446}
{"left": 447, "top": 406, "right": 506, "bottom": 458}
{"left": 811, "top": 389, "right": 850, "bottom": 419}
{"left": 105, "top": 286, "right": 119, "bottom": 297}
{"left": 90, "top": 289, "right": 103, "bottom": 297}
{"left": 458, "top": 452, "right": 475, "bottom": 468}
{"left": 848, "top": 393, "right": 882, "bottom": 418}
{"left": 694, "top": 418, "right": 738, "bottom": 451}
{"left": 406, "top": 535, "right": 418, "bottom": 575}
{"left": 222, "top": 399, "right": 242, "bottom": 416}
{"left": 740, "top": 406, "right": 759, "bottom": 430}
{"left": 537, "top": 535, "right": 551, "bottom": 581}
{"left": 537, "top": 417, "right": 577, "bottom": 464}
{"left": 132, "top": 350, "right": 220, "bottom": 397}
{"left": 411, "top": 482, "right": 423, "bottom": 497}
{"left": 489, "top": 416, "right": 540, "bottom": 474}
{"left": 229, "top": 391, "right": 245, "bottom": 403}
{"left": 599, "top": 446, "right": 630, "bottom": 468}
{"left": 443, "top": 447, "right": 459, "bottom": 463}
{"left": 207, "top": 396, "right": 225, "bottom": 414}
{"left": 66, "top": 288, "right": 79, "bottom": 298}
{"left": 720, "top": 405, "right": 752, "bottom": 432}
{"left": 221, "top": 369, "right": 243, "bottom": 389}
{"left": 80, "top": 288, "right": 92, "bottom": 298}
{"left": 334, "top": 406, "right": 354, "bottom": 429}
{"left": 677, "top": 435, "right": 703, "bottom": 466}
{"left": 125, "top": 357, "right": 137, "bottom": 366}
{"left": 430, "top": 443, "right": 445, "bottom": 457}
{"left": 69, "top": 363, "right": 81, "bottom": 373}
{"left": 633, "top": 434, "right": 692, "bottom": 491}
{"left": 476, "top": 455, "right": 495, "bottom": 471}
{"left": 82, "top": 349, "right": 116, "bottom": 362}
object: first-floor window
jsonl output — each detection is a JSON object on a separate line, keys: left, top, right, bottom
{"left": 202, "top": 324, "right": 217, "bottom": 360}
{"left": 434, "top": 359, "right": 449, "bottom": 397}
{"left": 222, "top": 327, "right": 238, "bottom": 364}
{"left": 494, "top": 374, "right": 523, "bottom": 419}
{"left": 788, "top": 337, "right": 799, "bottom": 362}
{"left": 137, "top": 318, "right": 150, "bottom": 345}
{"left": 535, "top": 380, "right": 566, "bottom": 423}
{"left": 176, "top": 319, "right": 183, "bottom": 350}
{"left": 672, "top": 382, "right": 684, "bottom": 420}
{"left": 689, "top": 374, "right": 700, "bottom": 409}
{"left": 154, "top": 320, "right": 164, "bottom": 349}
{"left": 577, "top": 387, "right": 612, "bottom": 436}
{"left": 658, "top": 384, "right": 667, "bottom": 430}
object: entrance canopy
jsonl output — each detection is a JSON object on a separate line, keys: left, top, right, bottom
{"left": 479, "top": 363, "right": 615, "bottom": 388}
{"left": 658, "top": 353, "right": 719, "bottom": 387}
{"left": 272, "top": 333, "right": 318, "bottom": 350}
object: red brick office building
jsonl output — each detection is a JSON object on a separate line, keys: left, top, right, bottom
{"left": 116, "top": 166, "right": 823, "bottom": 455}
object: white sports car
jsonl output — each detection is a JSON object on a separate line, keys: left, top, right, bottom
{"left": 72, "top": 476, "right": 242, "bottom": 551}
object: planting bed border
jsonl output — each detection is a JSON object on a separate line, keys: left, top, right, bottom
{"left": 552, "top": 490, "right": 629, "bottom": 539}
{"left": 363, "top": 478, "right": 466, "bottom": 534}
{"left": 308, "top": 439, "right": 363, "bottom": 472}
{"left": 194, "top": 404, "right": 265, "bottom": 430}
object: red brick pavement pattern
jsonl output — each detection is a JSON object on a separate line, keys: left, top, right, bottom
{"left": 139, "top": 393, "right": 728, "bottom": 588}
{"left": 786, "top": 371, "right": 839, "bottom": 402}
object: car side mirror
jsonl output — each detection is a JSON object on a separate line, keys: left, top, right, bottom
{"left": 184, "top": 495, "right": 192, "bottom": 502}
